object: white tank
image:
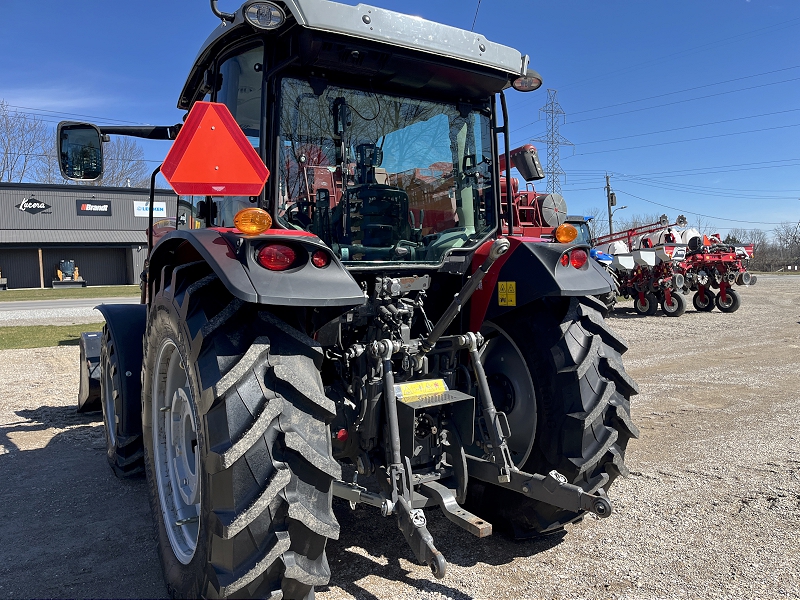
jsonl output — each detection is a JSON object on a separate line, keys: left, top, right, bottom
{"left": 679, "top": 227, "right": 701, "bottom": 245}
{"left": 600, "top": 240, "right": 629, "bottom": 255}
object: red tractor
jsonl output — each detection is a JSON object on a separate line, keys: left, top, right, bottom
{"left": 67, "top": 1, "right": 638, "bottom": 597}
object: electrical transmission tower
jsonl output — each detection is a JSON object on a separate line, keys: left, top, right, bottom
{"left": 532, "top": 89, "right": 573, "bottom": 195}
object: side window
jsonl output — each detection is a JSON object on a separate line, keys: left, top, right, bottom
{"left": 215, "top": 44, "right": 265, "bottom": 226}
{"left": 217, "top": 45, "right": 264, "bottom": 151}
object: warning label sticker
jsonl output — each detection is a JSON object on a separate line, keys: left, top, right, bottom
{"left": 498, "top": 281, "right": 517, "bottom": 306}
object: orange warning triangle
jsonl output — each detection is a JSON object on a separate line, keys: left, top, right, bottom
{"left": 161, "top": 102, "right": 269, "bottom": 196}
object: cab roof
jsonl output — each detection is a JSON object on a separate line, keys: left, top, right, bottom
{"left": 179, "top": 0, "right": 533, "bottom": 109}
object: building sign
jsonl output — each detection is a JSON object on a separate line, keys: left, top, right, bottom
{"left": 76, "top": 199, "right": 112, "bottom": 216}
{"left": 133, "top": 201, "right": 167, "bottom": 218}
{"left": 16, "top": 197, "right": 52, "bottom": 215}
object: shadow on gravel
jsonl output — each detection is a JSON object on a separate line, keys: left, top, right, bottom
{"left": 0, "top": 407, "right": 165, "bottom": 599}
{"left": 325, "top": 499, "right": 566, "bottom": 598}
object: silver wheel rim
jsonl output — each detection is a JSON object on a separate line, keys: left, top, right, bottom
{"left": 480, "top": 323, "right": 537, "bottom": 466}
{"left": 102, "top": 357, "right": 117, "bottom": 447}
{"left": 152, "top": 339, "right": 200, "bottom": 565}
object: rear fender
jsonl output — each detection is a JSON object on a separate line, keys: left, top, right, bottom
{"left": 148, "top": 229, "right": 365, "bottom": 308}
{"left": 95, "top": 304, "right": 147, "bottom": 435}
{"left": 77, "top": 331, "right": 102, "bottom": 412}
{"left": 469, "top": 237, "right": 614, "bottom": 330}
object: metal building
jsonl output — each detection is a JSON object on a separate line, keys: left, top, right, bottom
{"left": 0, "top": 183, "right": 185, "bottom": 289}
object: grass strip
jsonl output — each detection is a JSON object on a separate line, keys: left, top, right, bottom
{"left": 0, "top": 286, "right": 139, "bottom": 302}
{"left": 0, "top": 323, "right": 105, "bottom": 350}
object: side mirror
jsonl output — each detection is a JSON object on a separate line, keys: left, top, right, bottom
{"left": 57, "top": 122, "right": 104, "bottom": 181}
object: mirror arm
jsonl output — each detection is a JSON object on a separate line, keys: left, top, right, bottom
{"left": 98, "top": 125, "right": 182, "bottom": 141}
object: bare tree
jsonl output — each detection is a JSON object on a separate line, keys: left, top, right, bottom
{"left": 691, "top": 215, "right": 716, "bottom": 235}
{"left": 584, "top": 206, "right": 609, "bottom": 240}
{"left": 0, "top": 100, "right": 50, "bottom": 182}
{"left": 89, "top": 136, "right": 150, "bottom": 187}
{"left": 34, "top": 130, "right": 151, "bottom": 187}
{"left": 613, "top": 212, "right": 660, "bottom": 232}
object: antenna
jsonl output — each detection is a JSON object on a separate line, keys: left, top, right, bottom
{"left": 532, "top": 89, "right": 573, "bottom": 195}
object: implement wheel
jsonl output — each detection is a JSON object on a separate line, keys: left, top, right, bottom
{"left": 100, "top": 324, "right": 144, "bottom": 477}
{"left": 142, "top": 263, "right": 340, "bottom": 599}
{"left": 634, "top": 292, "right": 658, "bottom": 316}
{"left": 660, "top": 292, "right": 686, "bottom": 317}
{"left": 692, "top": 289, "right": 716, "bottom": 312}
{"left": 471, "top": 296, "right": 639, "bottom": 536}
{"left": 715, "top": 288, "right": 741, "bottom": 313}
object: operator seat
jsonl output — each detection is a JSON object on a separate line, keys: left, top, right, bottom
{"left": 334, "top": 144, "right": 413, "bottom": 256}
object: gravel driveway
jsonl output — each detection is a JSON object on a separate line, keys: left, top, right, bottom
{"left": 0, "top": 277, "right": 797, "bottom": 599}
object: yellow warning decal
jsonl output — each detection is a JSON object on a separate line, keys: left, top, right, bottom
{"left": 394, "top": 379, "right": 448, "bottom": 403}
{"left": 498, "top": 281, "right": 517, "bottom": 306}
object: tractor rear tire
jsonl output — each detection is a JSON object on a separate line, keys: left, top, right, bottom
{"left": 692, "top": 289, "right": 716, "bottom": 312}
{"left": 100, "top": 324, "right": 144, "bottom": 478}
{"left": 715, "top": 288, "right": 741, "bottom": 313}
{"left": 660, "top": 292, "right": 686, "bottom": 317}
{"left": 471, "top": 296, "right": 639, "bottom": 536}
{"left": 141, "top": 265, "right": 340, "bottom": 599}
{"left": 634, "top": 292, "right": 658, "bottom": 316}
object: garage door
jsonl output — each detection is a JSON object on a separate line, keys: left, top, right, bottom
{"left": 42, "top": 247, "right": 128, "bottom": 287}
{"left": 0, "top": 249, "right": 41, "bottom": 289}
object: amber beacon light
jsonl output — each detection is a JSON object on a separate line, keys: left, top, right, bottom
{"left": 234, "top": 207, "right": 273, "bottom": 234}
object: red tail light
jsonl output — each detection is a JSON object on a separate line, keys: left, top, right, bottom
{"left": 560, "top": 253, "right": 570, "bottom": 267}
{"left": 311, "top": 250, "right": 330, "bottom": 268}
{"left": 257, "top": 244, "right": 297, "bottom": 271}
{"left": 571, "top": 248, "right": 588, "bottom": 269}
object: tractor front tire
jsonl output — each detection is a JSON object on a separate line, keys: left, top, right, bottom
{"left": 100, "top": 324, "right": 144, "bottom": 477}
{"left": 472, "top": 296, "right": 639, "bottom": 536}
{"left": 141, "top": 264, "right": 340, "bottom": 599}
{"left": 660, "top": 292, "right": 686, "bottom": 317}
{"left": 715, "top": 288, "right": 741, "bottom": 313}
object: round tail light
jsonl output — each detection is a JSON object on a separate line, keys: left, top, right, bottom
{"left": 571, "top": 248, "right": 588, "bottom": 269}
{"left": 311, "top": 250, "right": 330, "bottom": 268}
{"left": 560, "top": 252, "right": 570, "bottom": 267}
{"left": 257, "top": 244, "right": 296, "bottom": 271}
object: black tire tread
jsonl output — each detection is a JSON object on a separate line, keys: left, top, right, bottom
{"left": 470, "top": 296, "right": 638, "bottom": 536}
{"left": 144, "top": 268, "right": 338, "bottom": 600}
{"left": 101, "top": 325, "right": 144, "bottom": 478}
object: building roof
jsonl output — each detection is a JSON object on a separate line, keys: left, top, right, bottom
{"left": 0, "top": 229, "right": 147, "bottom": 245}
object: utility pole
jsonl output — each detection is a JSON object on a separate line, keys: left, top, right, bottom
{"left": 605, "top": 174, "right": 617, "bottom": 234}
{"left": 532, "top": 89, "right": 572, "bottom": 195}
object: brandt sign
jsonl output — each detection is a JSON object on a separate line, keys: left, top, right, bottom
{"left": 16, "top": 197, "right": 52, "bottom": 215}
{"left": 76, "top": 199, "right": 112, "bottom": 216}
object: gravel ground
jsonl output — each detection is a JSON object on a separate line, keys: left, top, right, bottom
{"left": 0, "top": 277, "right": 798, "bottom": 599}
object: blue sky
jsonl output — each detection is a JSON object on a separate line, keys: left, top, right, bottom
{"left": 2, "top": 0, "right": 798, "bottom": 236}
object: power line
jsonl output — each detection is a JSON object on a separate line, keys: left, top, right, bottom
{"left": 565, "top": 122, "right": 800, "bottom": 157}
{"left": 613, "top": 177, "right": 800, "bottom": 200}
{"left": 512, "top": 75, "right": 800, "bottom": 134}
{"left": 569, "top": 65, "right": 800, "bottom": 117}
{"left": 572, "top": 108, "right": 800, "bottom": 146}
{"left": 2, "top": 103, "right": 150, "bottom": 126}
{"left": 471, "top": 0, "right": 482, "bottom": 31}
{"left": 535, "top": 16, "right": 800, "bottom": 95}
{"left": 615, "top": 189, "right": 789, "bottom": 225}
